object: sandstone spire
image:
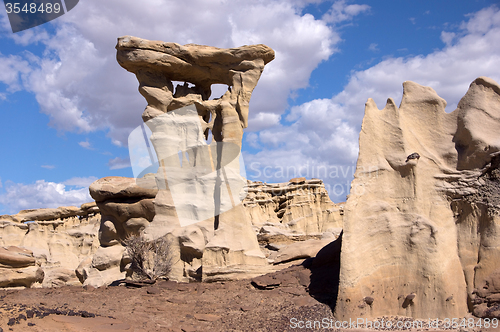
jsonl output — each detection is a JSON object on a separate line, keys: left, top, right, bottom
{"left": 116, "top": 36, "right": 275, "bottom": 281}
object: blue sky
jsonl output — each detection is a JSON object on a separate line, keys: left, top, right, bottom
{"left": 0, "top": 0, "right": 499, "bottom": 214}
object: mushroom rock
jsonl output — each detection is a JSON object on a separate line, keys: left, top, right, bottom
{"left": 116, "top": 36, "right": 275, "bottom": 281}
{"left": 335, "top": 77, "right": 500, "bottom": 319}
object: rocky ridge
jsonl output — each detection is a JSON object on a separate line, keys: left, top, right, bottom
{"left": 0, "top": 203, "right": 100, "bottom": 288}
{"left": 0, "top": 178, "right": 342, "bottom": 287}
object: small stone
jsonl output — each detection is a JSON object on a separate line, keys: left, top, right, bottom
{"left": 240, "top": 305, "right": 255, "bottom": 312}
{"left": 180, "top": 326, "right": 197, "bottom": 332}
{"left": 251, "top": 275, "right": 281, "bottom": 290}
{"left": 193, "top": 314, "right": 221, "bottom": 322}
{"left": 364, "top": 296, "right": 374, "bottom": 305}
{"left": 147, "top": 287, "right": 160, "bottom": 295}
{"left": 289, "top": 177, "right": 306, "bottom": 184}
{"left": 80, "top": 311, "right": 95, "bottom": 318}
{"left": 167, "top": 298, "right": 188, "bottom": 304}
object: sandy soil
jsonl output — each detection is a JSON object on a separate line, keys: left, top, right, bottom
{"left": 0, "top": 264, "right": 335, "bottom": 332}
{"left": 0, "top": 263, "right": 498, "bottom": 332}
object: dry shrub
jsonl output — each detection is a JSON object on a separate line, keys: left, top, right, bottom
{"left": 123, "top": 234, "right": 174, "bottom": 282}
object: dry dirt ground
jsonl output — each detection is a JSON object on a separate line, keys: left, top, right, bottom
{"left": 0, "top": 264, "right": 334, "bottom": 332}
{"left": 0, "top": 262, "right": 498, "bottom": 332}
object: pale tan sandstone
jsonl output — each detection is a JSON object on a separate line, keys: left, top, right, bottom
{"left": 89, "top": 176, "right": 157, "bottom": 202}
{"left": 336, "top": 77, "right": 500, "bottom": 319}
{"left": 84, "top": 176, "right": 341, "bottom": 283}
{"left": 269, "top": 238, "right": 334, "bottom": 265}
{"left": 116, "top": 36, "right": 276, "bottom": 282}
{"left": 0, "top": 246, "right": 44, "bottom": 287}
{"left": 0, "top": 266, "right": 44, "bottom": 288}
{"left": 0, "top": 246, "right": 35, "bottom": 268}
{"left": 116, "top": 36, "right": 274, "bottom": 131}
{"left": 243, "top": 179, "right": 343, "bottom": 234}
{"left": 75, "top": 245, "right": 127, "bottom": 287}
{"left": 77, "top": 177, "right": 159, "bottom": 286}
{"left": 42, "top": 267, "right": 81, "bottom": 288}
{"left": 0, "top": 204, "right": 100, "bottom": 288}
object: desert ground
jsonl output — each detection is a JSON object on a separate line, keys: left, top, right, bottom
{"left": 1, "top": 262, "right": 499, "bottom": 332}
{"left": 0, "top": 264, "right": 336, "bottom": 332}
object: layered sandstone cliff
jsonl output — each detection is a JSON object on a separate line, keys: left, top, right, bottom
{"left": 0, "top": 177, "right": 341, "bottom": 287}
{"left": 0, "top": 204, "right": 100, "bottom": 287}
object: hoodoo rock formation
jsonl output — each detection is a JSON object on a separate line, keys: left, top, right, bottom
{"left": 115, "top": 36, "right": 278, "bottom": 281}
{"left": 336, "top": 77, "right": 500, "bottom": 319}
{"left": 2, "top": 35, "right": 498, "bottom": 322}
{"left": 0, "top": 178, "right": 341, "bottom": 286}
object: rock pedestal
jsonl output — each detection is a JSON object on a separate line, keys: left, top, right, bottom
{"left": 116, "top": 36, "right": 275, "bottom": 281}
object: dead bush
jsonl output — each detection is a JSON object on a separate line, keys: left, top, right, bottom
{"left": 123, "top": 234, "right": 174, "bottom": 282}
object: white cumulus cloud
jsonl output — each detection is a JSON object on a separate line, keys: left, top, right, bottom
{"left": 1, "top": 0, "right": 369, "bottom": 145}
{"left": 0, "top": 179, "right": 93, "bottom": 214}
{"left": 322, "top": 0, "right": 370, "bottom": 23}
{"left": 244, "top": 5, "right": 500, "bottom": 202}
{"left": 79, "top": 139, "right": 92, "bottom": 149}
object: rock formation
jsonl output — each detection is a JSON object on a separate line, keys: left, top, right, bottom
{"left": 244, "top": 178, "right": 343, "bottom": 234}
{"left": 0, "top": 246, "right": 44, "bottom": 287}
{"left": 83, "top": 176, "right": 342, "bottom": 284}
{"left": 0, "top": 203, "right": 100, "bottom": 287}
{"left": 335, "top": 77, "right": 500, "bottom": 319}
{"left": 115, "top": 36, "right": 276, "bottom": 281}
{"left": 6, "top": 40, "right": 497, "bottom": 323}
{"left": 0, "top": 175, "right": 340, "bottom": 288}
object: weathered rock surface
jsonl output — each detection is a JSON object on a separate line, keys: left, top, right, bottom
{"left": 0, "top": 246, "right": 36, "bottom": 268}
{"left": 244, "top": 179, "right": 343, "bottom": 234}
{"left": 116, "top": 36, "right": 277, "bottom": 282}
{"left": 0, "top": 174, "right": 339, "bottom": 288}
{"left": 268, "top": 238, "right": 333, "bottom": 265}
{"left": 0, "top": 246, "right": 44, "bottom": 287}
{"left": 89, "top": 176, "right": 157, "bottom": 202}
{"left": 83, "top": 174, "right": 340, "bottom": 284}
{"left": 0, "top": 265, "right": 44, "bottom": 288}
{"left": 0, "top": 203, "right": 101, "bottom": 288}
{"left": 336, "top": 77, "right": 500, "bottom": 319}
{"left": 1, "top": 203, "right": 98, "bottom": 223}
{"left": 116, "top": 36, "right": 274, "bottom": 129}
{"left": 90, "top": 176, "right": 157, "bottom": 247}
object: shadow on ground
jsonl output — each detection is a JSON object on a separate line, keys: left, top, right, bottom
{"left": 303, "top": 231, "right": 342, "bottom": 312}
